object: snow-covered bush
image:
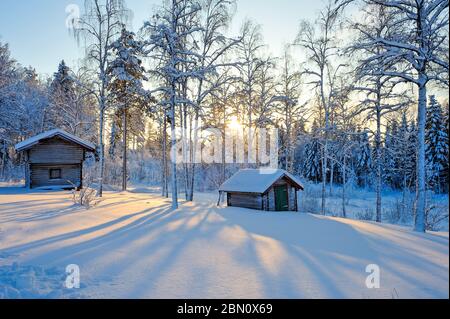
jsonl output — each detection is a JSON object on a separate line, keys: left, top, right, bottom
{"left": 384, "top": 198, "right": 414, "bottom": 225}
{"left": 384, "top": 201, "right": 402, "bottom": 224}
{"left": 299, "top": 185, "right": 322, "bottom": 214}
{"left": 355, "top": 208, "right": 374, "bottom": 221}
{"left": 0, "top": 163, "right": 24, "bottom": 183}
{"left": 71, "top": 163, "right": 99, "bottom": 209}
{"left": 300, "top": 197, "right": 321, "bottom": 214}
{"left": 426, "top": 204, "right": 449, "bottom": 231}
{"left": 72, "top": 187, "right": 98, "bottom": 209}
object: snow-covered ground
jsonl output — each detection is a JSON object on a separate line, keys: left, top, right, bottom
{"left": 0, "top": 185, "right": 448, "bottom": 299}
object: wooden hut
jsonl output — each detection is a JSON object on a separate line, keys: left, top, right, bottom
{"left": 218, "top": 169, "right": 304, "bottom": 212}
{"left": 15, "top": 129, "right": 96, "bottom": 190}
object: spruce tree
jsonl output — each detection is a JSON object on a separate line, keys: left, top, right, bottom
{"left": 383, "top": 120, "right": 398, "bottom": 188}
{"left": 303, "top": 120, "right": 322, "bottom": 182}
{"left": 425, "top": 95, "right": 448, "bottom": 193}
{"left": 107, "top": 26, "right": 147, "bottom": 191}
{"left": 355, "top": 130, "right": 372, "bottom": 188}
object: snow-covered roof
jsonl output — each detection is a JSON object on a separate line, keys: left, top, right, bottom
{"left": 15, "top": 129, "right": 96, "bottom": 152}
{"left": 219, "top": 169, "right": 304, "bottom": 193}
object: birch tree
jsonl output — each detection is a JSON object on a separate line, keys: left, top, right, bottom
{"left": 295, "top": 2, "right": 345, "bottom": 214}
{"left": 186, "top": 0, "right": 240, "bottom": 201}
{"left": 73, "top": 0, "right": 130, "bottom": 197}
{"left": 351, "top": 0, "right": 449, "bottom": 232}
{"left": 274, "top": 45, "right": 305, "bottom": 172}
{"left": 349, "top": 3, "right": 411, "bottom": 222}
{"left": 143, "top": 0, "right": 202, "bottom": 209}
{"left": 236, "top": 21, "right": 266, "bottom": 166}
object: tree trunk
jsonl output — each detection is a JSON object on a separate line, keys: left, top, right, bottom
{"left": 122, "top": 107, "right": 127, "bottom": 192}
{"left": 414, "top": 81, "right": 427, "bottom": 232}
{"left": 181, "top": 98, "right": 189, "bottom": 201}
{"left": 222, "top": 123, "right": 226, "bottom": 185}
{"left": 342, "top": 157, "right": 347, "bottom": 218}
{"left": 98, "top": 106, "right": 105, "bottom": 197}
{"left": 321, "top": 142, "right": 327, "bottom": 215}
{"left": 170, "top": 86, "right": 178, "bottom": 209}
{"left": 187, "top": 109, "right": 199, "bottom": 201}
{"left": 320, "top": 67, "right": 328, "bottom": 216}
{"left": 375, "top": 105, "right": 382, "bottom": 223}
{"left": 329, "top": 162, "right": 334, "bottom": 196}
{"left": 0, "top": 144, "right": 6, "bottom": 179}
{"left": 402, "top": 173, "right": 407, "bottom": 222}
{"left": 162, "top": 113, "right": 168, "bottom": 198}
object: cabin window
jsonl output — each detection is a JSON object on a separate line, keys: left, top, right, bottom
{"left": 49, "top": 169, "right": 62, "bottom": 180}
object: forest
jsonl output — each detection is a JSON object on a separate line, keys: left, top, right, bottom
{"left": 0, "top": 0, "right": 448, "bottom": 232}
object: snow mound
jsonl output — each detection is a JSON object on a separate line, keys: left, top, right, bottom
{"left": 0, "top": 263, "right": 84, "bottom": 299}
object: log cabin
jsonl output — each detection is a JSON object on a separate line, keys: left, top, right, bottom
{"left": 15, "top": 129, "right": 96, "bottom": 190}
{"left": 218, "top": 169, "right": 304, "bottom": 212}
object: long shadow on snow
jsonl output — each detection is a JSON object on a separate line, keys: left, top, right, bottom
{"left": 1, "top": 203, "right": 169, "bottom": 255}
{"left": 215, "top": 208, "right": 378, "bottom": 298}
{"left": 216, "top": 208, "right": 448, "bottom": 298}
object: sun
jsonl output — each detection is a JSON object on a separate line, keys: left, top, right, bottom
{"left": 228, "top": 116, "right": 242, "bottom": 130}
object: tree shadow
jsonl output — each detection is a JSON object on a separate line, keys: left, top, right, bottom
{"left": 2, "top": 192, "right": 447, "bottom": 299}
{"left": 214, "top": 208, "right": 448, "bottom": 298}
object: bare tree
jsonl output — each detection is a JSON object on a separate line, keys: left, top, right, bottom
{"left": 349, "top": 3, "right": 411, "bottom": 222}
{"left": 143, "top": 0, "right": 202, "bottom": 209}
{"left": 73, "top": 0, "right": 130, "bottom": 197}
{"left": 350, "top": 0, "right": 449, "bottom": 232}
{"left": 295, "top": 2, "right": 345, "bottom": 214}
{"left": 274, "top": 45, "right": 305, "bottom": 172}
{"left": 186, "top": 0, "right": 240, "bottom": 201}
{"left": 236, "top": 20, "right": 267, "bottom": 166}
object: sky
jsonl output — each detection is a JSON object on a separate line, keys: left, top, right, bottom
{"left": 0, "top": 0, "right": 327, "bottom": 77}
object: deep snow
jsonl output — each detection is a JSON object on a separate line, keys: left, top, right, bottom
{"left": 0, "top": 186, "right": 448, "bottom": 299}
{"left": 219, "top": 168, "right": 304, "bottom": 193}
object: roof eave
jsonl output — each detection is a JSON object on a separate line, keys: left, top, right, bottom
{"left": 15, "top": 133, "right": 96, "bottom": 153}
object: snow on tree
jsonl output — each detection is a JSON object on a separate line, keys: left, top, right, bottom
{"left": 142, "top": 0, "right": 202, "bottom": 209}
{"left": 345, "top": 0, "right": 449, "bottom": 232}
{"left": 425, "top": 95, "right": 448, "bottom": 193}
{"left": 0, "top": 54, "right": 49, "bottom": 179}
{"left": 235, "top": 20, "right": 268, "bottom": 166}
{"left": 107, "top": 26, "right": 149, "bottom": 191}
{"left": 354, "top": 129, "right": 372, "bottom": 188}
{"left": 302, "top": 120, "right": 322, "bottom": 182}
{"left": 382, "top": 120, "right": 397, "bottom": 187}
{"left": 349, "top": 2, "right": 412, "bottom": 223}
{"left": 0, "top": 42, "right": 16, "bottom": 175}
{"left": 46, "top": 61, "right": 96, "bottom": 139}
{"left": 185, "top": 0, "right": 241, "bottom": 201}
{"left": 73, "top": 0, "right": 130, "bottom": 197}
{"left": 295, "top": 1, "right": 347, "bottom": 215}
{"left": 397, "top": 113, "right": 416, "bottom": 190}
{"left": 274, "top": 46, "right": 306, "bottom": 172}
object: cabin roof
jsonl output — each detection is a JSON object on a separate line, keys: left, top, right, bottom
{"left": 15, "top": 129, "right": 96, "bottom": 152}
{"left": 219, "top": 169, "right": 304, "bottom": 194}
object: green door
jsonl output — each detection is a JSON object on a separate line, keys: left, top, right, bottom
{"left": 275, "top": 186, "right": 289, "bottom": 211}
